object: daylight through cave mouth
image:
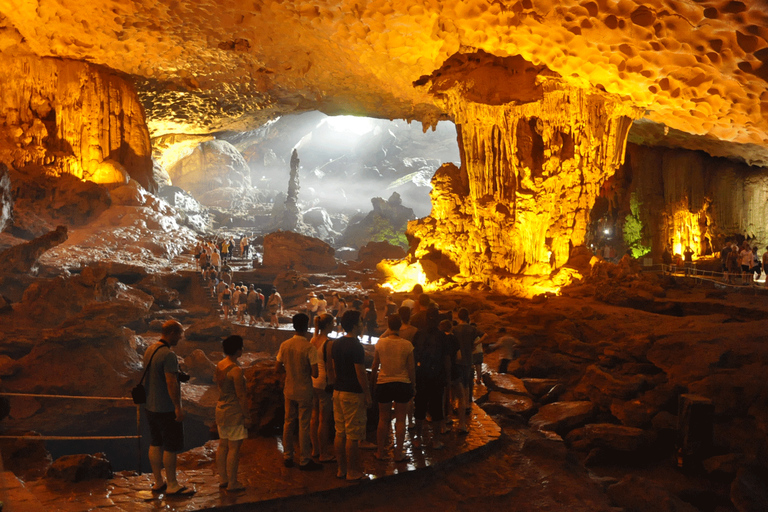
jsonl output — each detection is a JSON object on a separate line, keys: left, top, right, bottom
{"left": 154, "top": 112, "right": 460, "bottom": 250}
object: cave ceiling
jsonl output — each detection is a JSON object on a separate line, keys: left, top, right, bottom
{"left": 1, "top": 0, "right": 768, "bottom": 165}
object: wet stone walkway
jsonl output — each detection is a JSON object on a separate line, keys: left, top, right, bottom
{"left": 2, "top": 404, "right": 500, "bottom": 512}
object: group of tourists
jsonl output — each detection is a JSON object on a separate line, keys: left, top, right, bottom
{"left": 141, "top": 289, "right": 513, "bottom": 493}
{"left": 277, "top": 289, "right": 505, "bottom": 481}
{"left": 194, "top": 235, "right": 253, "bottom": 273}
{"left": 720, "top": 240, "right": 768, "bottom": 286}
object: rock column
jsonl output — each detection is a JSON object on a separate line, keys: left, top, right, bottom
{"left": 406, "top": 79, "right": 641, "bottom": 292}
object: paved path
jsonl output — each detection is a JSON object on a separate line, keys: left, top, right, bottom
{"left": 2, "top": 404, "right": 500, "bottom": 512}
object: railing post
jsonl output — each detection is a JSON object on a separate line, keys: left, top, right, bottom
{"left": 136, "top": 405, "right": 142, "bottom": 475}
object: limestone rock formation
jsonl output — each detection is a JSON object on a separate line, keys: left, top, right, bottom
{"left": 529, "top": 401, "right": 596, "bottom": 434}
{"left": 0, "top": 55, "right": 153, "bottom": 191}
{"left": 8, "top": 171, "right": 112, "bottom": 230}
{"left": 46, "top": 453, "right": 113, "bottom": 482}
{"left": 357, "top": 240, "right": 407, "bottom": 269}
{"left": 3, "top": 0, "right": 766, "bottom": 169}
{"left": 0, "top": 225, "right": 67, "bottom": 275}
{"left": 341, "top": 192, "right": 414, "bottom": 249}
{"left": 0, "top": 163, "right": 11, "bottom": 232}
{"left": 402, "top": 60, "right": 641, "bottom": 293}
{"left": 281, "top": 149, "right": 302, "bottom": 232}
{"left": 167, "top": 139, "right": 251, "bottom": 203}
{"left": 262, "top": 231, "right": 337, "bottom": 273}
{"left": 598, "top": 143, "right": 768, "bottom": 259}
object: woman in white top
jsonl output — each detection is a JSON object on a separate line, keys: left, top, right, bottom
{"left": 371, "top": 314, "right": 416, "bottom": 462}
{"left": 310, "top": 313, "right": 336, "bottom": 462}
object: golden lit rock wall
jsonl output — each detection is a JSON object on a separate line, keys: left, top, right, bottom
{"left": 2, "top": 0, "right": 767, "bottom": 165}
{"left": 0, "top": 55, "right": 154, "bottom": 190}
{"left": 620, "top": 144, "right": 768, "bottom": 257}
{"left": 409, "top": 79, "right": 640, "bottom": 279}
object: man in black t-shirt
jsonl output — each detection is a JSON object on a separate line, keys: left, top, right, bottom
{"left": 331, "top": 310, "right": 372, "bottom": 481}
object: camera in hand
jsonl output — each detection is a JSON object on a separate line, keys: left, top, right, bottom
{"left": 177, "top": 371, "right": 190, "bottom": 383}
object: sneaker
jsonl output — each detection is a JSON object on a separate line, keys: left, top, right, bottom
{"left": 299, "top": 460, "right": 323, "bottom": 471}
{"left": 283, "top": 459, "right": 295, "bottom": 468}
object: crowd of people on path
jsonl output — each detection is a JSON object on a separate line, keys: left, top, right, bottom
{"left": 194, "top": 235, "right": 254, "bottom": 273}
{"left": 139, "top": 287, "right": 520, "bottom": 495}
{"left": 719, "top": 240, "right": 768, "bottom": 286}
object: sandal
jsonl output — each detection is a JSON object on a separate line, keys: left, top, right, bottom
{"left": 166, "top": 485, "right": 195, "bottom": 497}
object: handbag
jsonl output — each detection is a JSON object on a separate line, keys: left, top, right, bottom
{"left": 131, "top": 344, "right": 163, "bottom": 404}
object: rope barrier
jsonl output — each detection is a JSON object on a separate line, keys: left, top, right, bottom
{"left": 0, "top": 392, "right": 133, "bottom": 401}
{"left": 0, "top": 435, "right": 139, "bottom": 440}
{"left": 0, "top": 391, "right": 144, "bottom": 472}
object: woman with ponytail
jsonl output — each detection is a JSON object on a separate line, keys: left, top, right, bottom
{"left": 310, "top": 313, "right": 336, "bottom": 462}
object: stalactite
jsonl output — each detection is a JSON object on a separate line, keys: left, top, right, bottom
{"left": 0, "top": 55, "right": 154, "bottom": 191}
{"left": 406, "top": 77, "right": 642, "bottom": 289}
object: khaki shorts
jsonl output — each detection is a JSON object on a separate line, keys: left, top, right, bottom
{"left": 218, "top": 423, "right": 248, "bottom": 441}
{"left": 333, "top": 391, "right": 366, "bottom": 441}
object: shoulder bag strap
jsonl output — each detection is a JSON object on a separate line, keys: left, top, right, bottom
{"left": 139, "top": 342, "right": 168, "bottom": 385}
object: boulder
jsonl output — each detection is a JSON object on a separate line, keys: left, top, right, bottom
{"left": 0, "top": 430, "right": 51, "bottom": 480}
{"left": 702, "top": 453, "right": 752, "bottom": 476}
{"left": 302, "top": 207, "right": 341, "bottom": 241}
{"left": 731, "top": 467, "right": 768, "bottom": 512}
{"left": 244, "top": 358, "right": 285, "bottom": 434}
{"left": 357, "top": 240, "right": 407, "bottom": 269}
{"left": 0, "top": 225, "right": 67, "bottom": 275}
{"left": 484, "top": 373, "right": 530, "bottom": 396}
{"left": 522, "top": 378, "right": 559, "bottom": 397}
{"left": 185, "top": 316, "right": 231, "bottom": 341}
{"left": 262, "top": 231, "right": 337, "bottom": 273}
{"left": 273, "top": 270, "right": 311, "bottom": 308}
{"left": 183, "top": 349, "right": 215, "bottom": 384}
{"left": 571, "top": 365, "right": 646, "bottom": 408}
{"left": 521, "top": 348, "right": 577, "bottom": 377}
{"left": 607, "top": 475, "right": 700, "bottom": 512}
{"left": 168, "top": 140, "right": 251, "bottom": 200}
{"left": 340, "top": 192, "right": 414, "bottom": 249}
{"left": 482, "top": 391, "right": 535, "bottom": 417}
{"left": 610, "top": 399, "right": 658, "bottom": 428}
{"left": 529, "top": 401, "right": 595, "bottom": 434}
{"left": 46, "top": 453, "right": 113, "bottom": 482}
{"left": 581, "top": 423, "right": 654, "bottom": 452}
{"left": 110, "top": 180, "right": 145, "bottom": 206}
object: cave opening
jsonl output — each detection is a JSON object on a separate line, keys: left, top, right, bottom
{"left": 157, "top": 112, "right": 460, "bottom": 252}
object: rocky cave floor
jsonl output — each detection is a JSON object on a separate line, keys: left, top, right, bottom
{"left": 1, "top": 249, "right": 768, "bottom": 511}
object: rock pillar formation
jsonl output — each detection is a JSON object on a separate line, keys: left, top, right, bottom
{"left": 0, "top": 56, "right": 154, "bottom": 191}
{"left": 393, "top": 53, "right": 642, "bottom": 295}
{"left": 282, "top": 149, "right": 302, "bottom": 231}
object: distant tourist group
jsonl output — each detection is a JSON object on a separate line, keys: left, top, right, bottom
{"left": 139, "top": 287, "right": 519, "bottom": 494}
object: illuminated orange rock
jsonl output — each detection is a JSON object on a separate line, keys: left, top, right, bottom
{"left": 398, "top": 57, "right": 640, "bottom": 292}
{"left": 0, "top": 55, "right": 153, "bottom": 190}
{"left": 604, "top": 144, "right": 768, "bottom": 259}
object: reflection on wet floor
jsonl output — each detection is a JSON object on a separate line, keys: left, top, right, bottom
{"left": 3, "top": 403, "right": 500, "bottom": 512}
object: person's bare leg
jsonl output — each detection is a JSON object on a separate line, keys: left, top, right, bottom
{"left": 394, "top": 402, "right": 408, "bottom": 460}
{"left": 163, "top": 451, "right": 180, "bottom": 491}
{"left": 457, "top": 384, "right": 468, "bottom": 431}
{"left": 227, "top": 440, "right": 244, "bottom": 489}
{"left": 149, "top": 445, "right": 165, "bottom": 489}
{"left": 376, "top": 402, "right": 391, "bottom": 459}
{"left": 216, "top": 440, "right": 229, "bottom": 486}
